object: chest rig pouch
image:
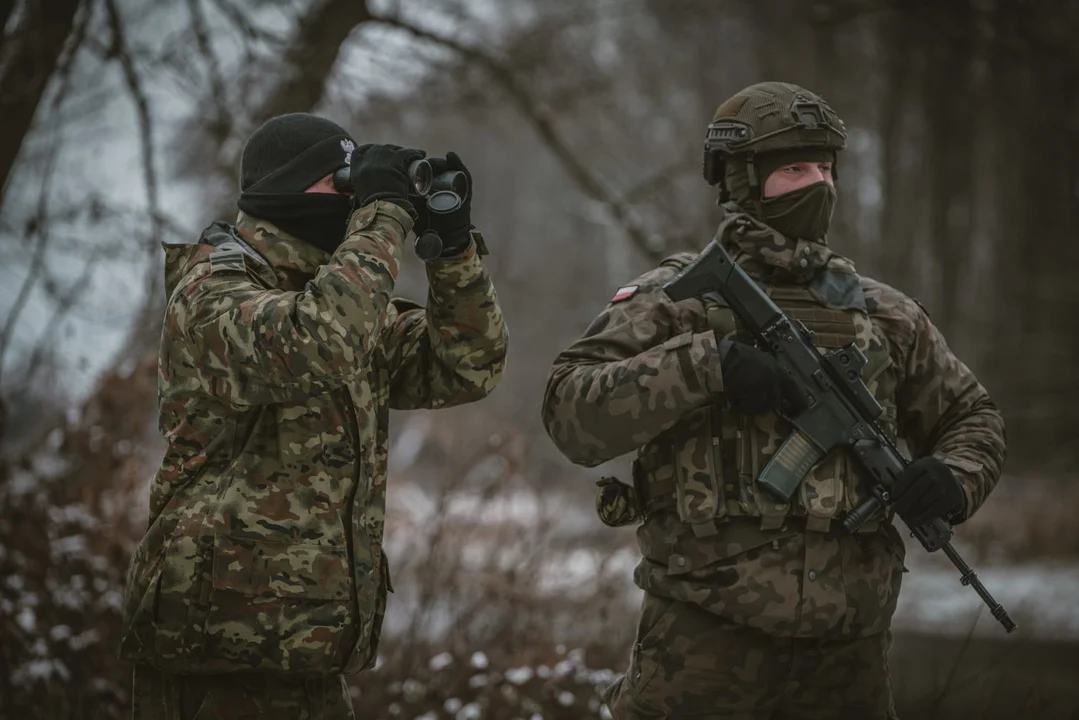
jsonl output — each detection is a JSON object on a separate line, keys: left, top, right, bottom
{"left": 635, "top": 264, "right": 899, "bottom": 535}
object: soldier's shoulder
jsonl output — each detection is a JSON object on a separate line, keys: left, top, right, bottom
{"left": 169, "top": 238, "right": 272, "bottom": 310}
{"left": 858, "top": 275, "right": 929, "bottom": 323}
{"left": 603, "top": 253, "right": 694, "bottom": 308}
{"left": 658, "top": 251, "right": 697, "bottom": 272}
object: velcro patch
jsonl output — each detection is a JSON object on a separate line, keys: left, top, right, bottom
{"left": 610, "top": 285, "right": 639, "bottom": 303}
{"left": 208, "top": 249, "right": 246, "bottom": 274}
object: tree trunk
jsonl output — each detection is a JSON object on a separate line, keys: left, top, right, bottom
{"left": 922, "top": 1, "right": 975, "bottom": 336}
{"left": 876, "top": 4, "right": 919, "bottom": 291}
{"left": 0, "top": 0, "right": 83, "bottom": 205}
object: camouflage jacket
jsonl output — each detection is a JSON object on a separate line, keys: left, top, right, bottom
{"left": 542, "top": 216, "right": 1005, "bottom": 639}
{"left": 121, "top": 201, "right": 508, "bottom": 675}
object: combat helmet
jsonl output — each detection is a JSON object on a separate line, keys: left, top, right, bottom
{"left": 703, "top": 82, "right": 847, "bottom": 216}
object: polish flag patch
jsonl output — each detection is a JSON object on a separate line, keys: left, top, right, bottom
{"left": 610, "top": 285, "right": 639, "bottom": 303}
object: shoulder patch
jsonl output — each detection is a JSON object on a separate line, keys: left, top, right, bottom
{"left": 610, "top": 285, "right": 639, "bottom": 303}
{"left": 208, "top": 248, "right": 247, "bottom": 274}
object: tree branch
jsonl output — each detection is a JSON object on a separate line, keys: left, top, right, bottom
{"left": 48, "top": 0, "right": 94, "bottom": 113}
{"left": 0, "top": 0, "right": 18, "bottom": 55}
{"left": 373, "top": 14, "right": 664, "bottom": 263}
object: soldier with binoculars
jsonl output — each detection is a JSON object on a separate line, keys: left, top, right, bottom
{"left": 120, "top": 113, "right": 509, "bottom": 720}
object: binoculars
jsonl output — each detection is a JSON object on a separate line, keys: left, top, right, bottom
{"left": 332, "top": 158, "right": 469, "bottom": 261}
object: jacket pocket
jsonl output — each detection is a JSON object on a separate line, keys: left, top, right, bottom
{"left": 842, "top": 524, "right": 907, "bottom": 636}
{"left": 202, "top": 534, "right": 353, "bottom": 675}
{"left": 345, "top": 540, "right": 391, "bottom": 673}
{"left": 664, "top": 521, "right": 802, "bottom": 635}
{"left": 671, "top": 407, "right": 727, "bottom": 531}
{"left": 119, "top": 537, "right": 172, "bottom": 661}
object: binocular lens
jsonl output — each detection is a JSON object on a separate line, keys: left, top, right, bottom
{"left": 408, "top": 159, "right": 434, "bottom": 196}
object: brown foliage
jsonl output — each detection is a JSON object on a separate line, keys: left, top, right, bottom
{"left": 0, "top": 352, "right": 156, "bottom": 719}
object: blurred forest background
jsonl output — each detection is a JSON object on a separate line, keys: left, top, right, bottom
{"left": 2, "top": 0, "right": 1079, "bottom": 718}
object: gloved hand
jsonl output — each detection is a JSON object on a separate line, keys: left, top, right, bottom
{"left": 350, "top": 143, "right": 425, "bottom": 218}
{"left": 891, "top": 457, "right": 966, "bottom": 527}
{"left": 418, "top": 151, "right": 473, "bottom": 256}
{"left": 717, "top": 334, "right": 808, "bottom": 416}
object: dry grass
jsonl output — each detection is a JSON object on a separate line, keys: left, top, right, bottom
{"left": 2, "top": 361, "right": 1079, "bottom": 719}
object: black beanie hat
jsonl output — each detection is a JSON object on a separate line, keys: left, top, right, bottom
{"left": 239, "top": 113, "right": 357, "bottom": 193}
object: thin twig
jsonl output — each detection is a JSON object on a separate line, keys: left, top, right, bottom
{"left": 103, "top": 0, "right": 164, "bottom": 339}
{"left": 0, "top": 130, "right": 64, "bottom": 387}
{"left": 930, "top": 603, "right": 984, "bottom": 711}
{"left": 208, "top": 0, "right": 289, "bottom": 47}
{"left": 19, "top": 249, "right": 105, "bottom": 388}
{"left": 185, "top": 0, "right": 231, "bottom": 139}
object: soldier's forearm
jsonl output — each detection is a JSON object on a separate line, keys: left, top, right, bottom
{"left": 928, "top": 402, "right": 1006, "bottom": 522}
{"left": 386, "top": 245, "right": 508, "bottom": 409}
{"left": 541, "top": 331, "right": 722, "bottom": 466}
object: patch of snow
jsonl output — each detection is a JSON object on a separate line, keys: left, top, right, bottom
{"left": 454, "top": 703, "right": 482, "bottom": 720}
{"left": 16, "top": 607, "right": 36, "bottom": 633}
{"left": 428, "top": 651, "right": 454, "bottom": 671}
{"left": 504, "top": 666, "right": 534, "bottom": 685}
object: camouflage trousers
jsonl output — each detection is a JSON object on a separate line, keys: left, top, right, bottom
{"left": 131, "top": 665, "right": 355, "bottom": 719}
{"left": 604, "top": 593, "right": 899, "bottom": 719}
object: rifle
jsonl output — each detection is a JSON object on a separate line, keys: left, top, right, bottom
{"left": 663, "top": 236, "right": 1016, "bottom": 634}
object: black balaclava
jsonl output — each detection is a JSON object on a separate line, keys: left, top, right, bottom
{"left": 724, "top": 147, "right": 837, "bottom": 243}
{"left": 236, "top": 113, "right": 357, "bottom": 253}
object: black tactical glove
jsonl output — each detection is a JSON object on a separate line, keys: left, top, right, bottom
{"left": 350, "top": 143, "right": 425, "bottom": 218}
{"left": 717, "top": 334, "right": 808, "bottom": 416}
{"left": 891, "top": 457, "right": 966, "bottom": 527}
{"left": 418, "top": 151, "right": 473, "bottom": 256}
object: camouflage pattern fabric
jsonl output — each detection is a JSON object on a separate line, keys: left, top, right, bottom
{"left": 120, "top": 199, "right": 508, "bottom": 681}
{"left": 718, "top": 208, "right": 849, "bottom": 284}
{"left": 603, "top": 592, "right": 899, "bottom": 719}
{"left": 541, "top": 210, "right": 1005, "bottom": 641}
{"left": 131, "top": 664, "right": 355, "bottom": 719}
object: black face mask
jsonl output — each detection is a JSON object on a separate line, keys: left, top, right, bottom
{"left": 760, "top": 181, "right": 837, "bottom": 242}
{"left": 236, "top": 192, "right": 353, "bottom": 254}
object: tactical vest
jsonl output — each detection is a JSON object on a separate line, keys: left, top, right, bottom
{"left": 633, "top": 255, "right": 899, "bottom": 535}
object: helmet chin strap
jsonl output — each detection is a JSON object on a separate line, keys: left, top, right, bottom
{"left": 746, "top": 154, "right": 764, "bottom": 218}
